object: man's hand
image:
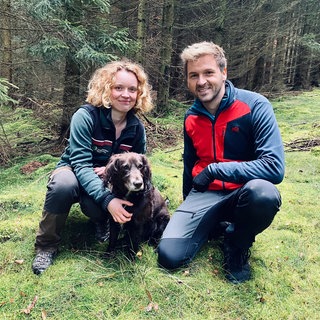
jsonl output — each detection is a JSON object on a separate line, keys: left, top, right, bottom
{"left": 193, "top": 166, "right": 214, "bottom": 192}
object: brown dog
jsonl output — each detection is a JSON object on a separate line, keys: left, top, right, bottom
{"left": 103, "top": 152, "right": 170, "bottom": 259}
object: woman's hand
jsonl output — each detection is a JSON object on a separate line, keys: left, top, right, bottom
{"left": 107, "top": 198, "right": 133, "bottom": 223}
{"left": 94, "top": 166, "right": 106, "bottom": 177}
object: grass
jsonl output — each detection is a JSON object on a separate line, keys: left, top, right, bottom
{"left": 0, "top": 89, "right": 319, "bottom": 319}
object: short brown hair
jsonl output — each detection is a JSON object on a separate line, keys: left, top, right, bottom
{"left": 180, "top": 41, "right": 227, "bottom": 77}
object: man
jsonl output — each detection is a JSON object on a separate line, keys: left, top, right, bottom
{"left": 158, "top": 41, "right": 285, "bottom": 283}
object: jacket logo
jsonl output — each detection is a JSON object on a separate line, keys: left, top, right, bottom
{"left": 232, "top": 126, "right": 240, "bottom": 133}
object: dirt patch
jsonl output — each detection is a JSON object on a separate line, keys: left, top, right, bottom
{"left": 20, "top": 161, "right": 49, "bottom": 174}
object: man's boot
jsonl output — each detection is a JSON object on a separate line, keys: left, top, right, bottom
{"left": 222, "top": 236, "right": 251, "bottom": 284}
{"left": 32, "top": 210, "right": 68, "bottom": 275}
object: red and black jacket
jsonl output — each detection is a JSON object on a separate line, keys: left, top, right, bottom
{"left": 183, "top": 80, "right": 285, "bottom": 198}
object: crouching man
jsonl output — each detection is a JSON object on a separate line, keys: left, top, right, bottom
{"left": 158, "top": 41, "right": 285, "bottom": 284}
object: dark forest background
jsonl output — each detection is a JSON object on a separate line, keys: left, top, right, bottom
{"left": 1, "top": 0, "right": 319, "bottom": 141}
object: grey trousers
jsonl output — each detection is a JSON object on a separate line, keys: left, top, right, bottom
{"left": 35, "top": 166, "right": 106, "bottom": 250}
{"left": 158, "top": 179, "right": 282, "bottom": 269}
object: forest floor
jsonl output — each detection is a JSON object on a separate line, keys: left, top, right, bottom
{"left": 0, "top": 89, "right": 319, "bottom": 319}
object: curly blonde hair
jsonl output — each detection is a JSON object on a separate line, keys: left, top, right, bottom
{"left": 86, "top": 59, "right": 154, "bottom": 113}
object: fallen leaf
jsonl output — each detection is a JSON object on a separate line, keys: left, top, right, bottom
{"left": 136, "top": 251, "right": 143, "bottom": 259}
{"left": 144, "top": 301, "right": 159, "bottom": 312}
{"left": 41, "top": 309, "right": 47, "bottom": 319}
{"left": 95, "top": 259, "right": 103, "bottom": 265}
{"left": 259, "top": 297, "right": 266, "bottom": 303}
{"left": 145, "top": 302, "right": 153, "bottom": 312}
{"left": 256, "top": 294, "right": 266, "bottom": 303}
{"left": 14, "top": 259, "right": 24, "bottom": 265}
{"left": 145, "top": 289, "right": 153, "bottom": 302}
{"left": 22, "top": 295, "right": 38, "bottom": 314}
{"left": 212, "top": 269, "right": 219, "bottom": 275}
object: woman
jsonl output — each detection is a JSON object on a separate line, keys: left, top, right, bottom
{"left": 32, "top": 59, "right": 154, "bottom": 275}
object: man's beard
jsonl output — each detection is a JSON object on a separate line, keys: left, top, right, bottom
{"left": 196, "top": 83, "right": 224, "bottom": 104}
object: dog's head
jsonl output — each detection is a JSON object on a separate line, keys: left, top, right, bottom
{"left": 104, "top": 152, "right": 152, "bottom": 197}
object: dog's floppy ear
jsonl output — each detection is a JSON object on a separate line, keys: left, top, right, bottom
{"left": 104, "top": 155, "right": 122, "bottom": 188}
{"left": 141, "top": 154, "right": 152, "bottom": 181}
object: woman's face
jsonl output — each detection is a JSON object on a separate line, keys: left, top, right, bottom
{"left": 110, "top": 69, "right": 138, "bottom": 114}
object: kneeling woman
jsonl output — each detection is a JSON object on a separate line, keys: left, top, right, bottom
{"left": 32, "top": 59, "right": 153, "bottom": 275}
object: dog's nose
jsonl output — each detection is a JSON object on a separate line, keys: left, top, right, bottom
{"left": 134, "top": 182, "right": 143, "bottom": 189}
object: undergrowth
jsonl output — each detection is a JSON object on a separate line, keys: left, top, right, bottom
{"left": 0, "top": 89, "right": 319, "bottom": 319}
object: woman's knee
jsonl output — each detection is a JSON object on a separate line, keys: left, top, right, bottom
{"left": 48, "top": 169, "right": 79, "bottom": 199}
{"left": 80, "top": 195, "right": 105, "bottom": 220}
{"left": 44, "top": 169, "right": 79, "bottom": 214}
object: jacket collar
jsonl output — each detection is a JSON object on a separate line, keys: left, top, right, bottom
{"left": 100, "top": 108, "right": 138, "bottom": 129}
{"left": 189, "top": 80, "right": 235, "bottom": 120}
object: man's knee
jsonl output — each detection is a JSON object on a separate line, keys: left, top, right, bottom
{"left": 158, "top": 238, "right": 188, "bottom": 270}
{"left": 237, "top": 179, "right": 281, "bottom": 234}
{"left": 244, "top": 179, "right": 281, "bottom": 209}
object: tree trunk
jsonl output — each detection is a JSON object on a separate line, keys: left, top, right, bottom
{"left": 136, "top": 0, "right": 147, "bottom": 65}
{"left": 156, "top": 0, "right": 175, "bottom": 115}
{"left": 285, "top": 9, "right": 300, "bottom": 87}
{"left": 59, "top": 2, "right": 82, "bottom": 142}
{"left": 0, "top": 0, "right": 13, "bottom": 82}
{"left": 59, "top": 52, "right": 81, "bottom": 143}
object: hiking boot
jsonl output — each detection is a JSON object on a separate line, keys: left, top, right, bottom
{"left": 32, "top": 248, "right": 57, "bottom": 275}
{"left": 223, "top": 239, "right": 251, "bottom": 284}
{"left": 94, "top": 220, "right": 110, "bottom": 243}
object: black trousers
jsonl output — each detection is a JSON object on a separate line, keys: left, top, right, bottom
{"left": 35, "top": 166, "right": 106, "bottom": 250}
{"left": 158, "top": 179, "right": 282, "bottom": 269}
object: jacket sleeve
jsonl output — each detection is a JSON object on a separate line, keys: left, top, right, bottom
{"left": 68, "top": 108, "right": 113, "bottom": 208}
{"left": 183, "top": 119, "right": 198, "bottom": 198}
{"left": 208, "top": 96, "right": 285, "bottom": 184}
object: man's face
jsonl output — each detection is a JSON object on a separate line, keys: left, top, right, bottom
{"left": 186, "top": 54, "right": 227, "bottom": 111}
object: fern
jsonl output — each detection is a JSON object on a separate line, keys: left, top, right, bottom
{"left": 0, "top": 79, "right": 18, "bottom": 106}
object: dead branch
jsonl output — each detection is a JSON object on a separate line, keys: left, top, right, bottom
{"left": 284, "top": 138, "right": 320, "bottom": 152}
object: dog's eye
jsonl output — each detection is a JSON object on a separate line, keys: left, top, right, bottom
{"left": 137, "top": 163, "right": 144, "bottom": 169}
{"left": 123, "top": 164, "right": 130, "bottom": 170}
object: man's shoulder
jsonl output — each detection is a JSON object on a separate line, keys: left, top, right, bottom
{"left": 234, "top": 88, "right": 270, "bottom": 109}
{"left": 235, "top": 87, "right": 268, "bottom": 101}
